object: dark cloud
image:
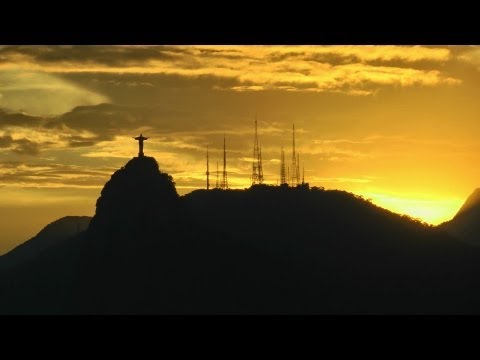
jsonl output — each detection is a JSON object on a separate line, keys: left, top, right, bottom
{"left": 0, "top": 135, "right": 13, "bottom": 147}
{"left": 52, "top": 103, "right": 153, "bottom": 142}
{"left": 45, "top": 101, "right": 211, "bottom": 148}
{"left": 0, "top": 135, "right": 41, "bottom": 155}
{"left": 62, "top": 134, "right": 113, "bottom": 148}
{"left": 0, "top": 161, "right": 115, "bottom": 187}
{"left": 196, "top": 48, "right": 250, "bottom": 61}
{"left": 58, "top": 71, "right": 240, "bottom": 99}
{"left": 0, "top": 160, "right": 22, "bottom": 168}
{"left": 57, "top": 103, "right": 136, "bottom": 133}
{"left": 265, "top": 51, "right": 302, "bottom": 63}
{"left": 0, "top": 45, "right": 253, "bottom": 70}
{"left": 1, "top": 97, "right": 234, "bottom": 151}
{"left": 12, "top": 138, "right": 41, "bottom": 155}
{"left": 52, "top": 99, "right": 236, "bottom": 138}
{"left": 0, "top": 109, "right": 44, "bottom": 128}
{"left": 267, "top": 51, "right": 359, "bottom": 65}
{"left": 273, "top": 80, "right": 319, "bottom": 90}
{"left": 304, "top": 53, "right": 363, "bottom": 65}
{"left": 267, "top": 49, "right": 453, "bottom": 70}
{"left": 357, "top": 58, "right": 450, "bottom": 71}
{"left": 0, "top": 46, "right": 184, "bottom": 67}
{"left": 1, "top": 45, "right": 451, "bottom": 70}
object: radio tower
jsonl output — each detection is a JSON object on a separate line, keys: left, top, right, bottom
{"left": 206, "top": 146, "right": 210, "bottom": 190}
{"left": 291, "top": 124, "right": 298, "bottom": 187}
{"left": 280, "top": 145, "right": 287, "bottom": 185}
{"left": 296, "top": 153, "right": 300, "bottom": 185}
{"left": 302, "top": 164, "right": 305, "bottom": 185}
{"left": 251, "top": 116, "right": 264, "bottom": 185}
{"left": 215, "top": 162, "right": 219, "bottom": 189}
{"left": 221, "top": 135, "right": 228, "bottom": 189}
{"left": 259, "top": 147, "right": 264, "bottom": 183}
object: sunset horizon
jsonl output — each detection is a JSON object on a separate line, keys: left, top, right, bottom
{"left": 1, "top": 45, "right": 480, "bottom": 254}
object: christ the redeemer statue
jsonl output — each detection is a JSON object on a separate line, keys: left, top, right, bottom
{"left": 133, "top": 134, "right": 149, "bottom": 157}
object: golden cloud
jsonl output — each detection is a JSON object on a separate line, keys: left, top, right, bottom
{"left": 0, "top": 46, "right": 460, "bottom": 95}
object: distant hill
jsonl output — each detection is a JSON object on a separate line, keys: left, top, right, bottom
{"left": 0, "top": 216, "right": 91, "bottom": 269}
{"left": 2, "top": 157, "right": 480, "bottom": 314}
{"left": 182, "top": 186, "right": 480, "bottom": 314}
{"left": 439, "top": 189, "right": 480, "bottom": 246}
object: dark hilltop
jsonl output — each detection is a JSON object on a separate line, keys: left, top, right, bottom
{"left": 1, "top": 154, "right": 480, "bottom": 314}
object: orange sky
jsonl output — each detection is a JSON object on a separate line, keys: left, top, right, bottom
{"left": 1, "top": 45, "right": 480, "bottom": 254}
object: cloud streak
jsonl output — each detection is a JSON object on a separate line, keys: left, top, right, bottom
{"left": 0, "top": 135, "right": 41, "bottom": 155}
{"left": 0, "top": 161, "right": 115, "bottom": 188}
{"left": 0, "top": 46, "right": 460, "bottom": 96}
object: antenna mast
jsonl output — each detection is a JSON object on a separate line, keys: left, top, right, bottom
{"left": 291, "top": 124, "right": 298, "bottom": 187}
{"left": 280, "top": 145, "right": 286, "bottom": 185}
{"left": 296, "top": 153, "right": 300, "bottom": 185}
{"left": 221, "top": 135, "right": 228, "bottom": 189}
{"left": 206, "top": 146, "right": 210, "bottom": 190}
{"left": 252, "top": 115, "right": 264, "bottom": 185}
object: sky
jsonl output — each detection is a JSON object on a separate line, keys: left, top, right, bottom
{"left": 1, "top": 45, "right": 480, "bottom": 254}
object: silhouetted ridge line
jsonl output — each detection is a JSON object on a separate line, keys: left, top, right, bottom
{"left": 439, "top": 188, "right": 480, "bottom": 247}
{"left": 3, "top": 155, "right": 480, "bottom": 314}
{"left": 455, "top": 188, "right": 480, "bottom": 218}
{"left": 0, "top": 216, "right": 91, "bottom": 269}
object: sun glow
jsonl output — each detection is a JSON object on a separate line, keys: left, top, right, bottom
{"left": 361, "top": 192, "right": 464, "bottom": 225}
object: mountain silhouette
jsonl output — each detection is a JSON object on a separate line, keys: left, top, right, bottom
{"left": 439, "top": 189, "right": 480, "bottom": 246}
{"left": 0, "top": 156, "right": 189, "bottom": 314}
{"left": 456, "top": 188, "right": 480, "bottom": 217}
{"left": 0, "top": 216, "right": 91, "bottom": 269}
{"left": 88, "top": 156, "right": 180, "bottom": 237}
{"left": 2, "top": 157, "right": 480, "bottom": 314}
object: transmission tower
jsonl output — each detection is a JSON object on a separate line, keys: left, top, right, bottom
{"left": 291, "top": 124, "right": 298, "bottom": 187}
{"left": 258, "top": 147, "right": 264, "bottom": 183}
{"left": 206, "top": 146, "right": 210, "bottom": 190}
{"left": 296, "top": 153, "right": 300, "bottom": 185}
{"left": 280, "top": 145, "right": 286, "bottom": 185}
{"left": 221, "top": 135, "right": 228, "bottom": 189}
{"left": 252, "top": 116, "right": 264, "bottom": 185}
